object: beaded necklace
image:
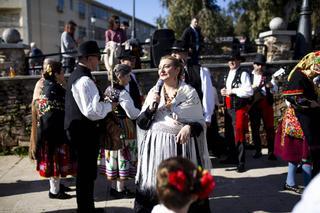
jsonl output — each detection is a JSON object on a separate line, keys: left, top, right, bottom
{"left": 163, "top": 86, "right": 178, "bottom": 109}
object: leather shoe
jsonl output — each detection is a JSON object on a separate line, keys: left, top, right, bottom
{"left": 48, "top": 191, "right": 72, "bottom": 199}
{"left": 283, "top": 183, "right": 302, "bottom": 194}
{"left": 237, "top": 164, "right": 245, "bottom": 173}
{"left": 60, "top": 184, "right": 72, "bottom": 192}
{"left": 268, "top": 153, "right": 277, "bottom": 161}
{"left": 252, "top": 152, "right": 262, "bottom": 159}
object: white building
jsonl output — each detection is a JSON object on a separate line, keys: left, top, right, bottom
{"left": 0, "top": 0, "right": 156, "bottom": 54}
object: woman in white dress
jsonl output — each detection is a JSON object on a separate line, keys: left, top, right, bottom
{"left": 134, "top": 55, "right": 212, "bottom": 213}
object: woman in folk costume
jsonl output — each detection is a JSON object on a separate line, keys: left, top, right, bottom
{"left": 99, "top": 64, "right": 140, "bottom": 198}
{"left": 30, "top": 59, "right": 75, "bottom": 199}
{"left": 134, "top": 55, "right": 212, "bottom": 213}
{"left": 275, "top": 51, "right": 320, "bottom": 193}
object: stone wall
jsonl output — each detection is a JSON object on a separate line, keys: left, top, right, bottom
{"left": 0, "top": 61, "right": 297, "bottom": 149}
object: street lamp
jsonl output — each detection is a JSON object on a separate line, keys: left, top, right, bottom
{"left": 90, "top": 16, "right": 97, "bottom": 40}
{"left": 131, "top": 0, "right": 135, "bottom": 38}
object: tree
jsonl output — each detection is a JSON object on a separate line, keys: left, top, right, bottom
{"left": 159, "top": 0, "right": 234, "bottom": 41}
{"left": 229, "top": 0, "right": 296, "bottom": 38}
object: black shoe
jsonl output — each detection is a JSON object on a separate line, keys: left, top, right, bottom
{"left": 110, "top": 188, "right": 124, "bottom": 199}
{"left": 252, "top": 152, "right": 263, "bottom": 159}
{"left": 237, "top": 164, "right": 245, "bottom": 173}
{"left": 60, "top": 184, "right": 72, "bottom": 192}
{"left": 49, "top": 191, "right": 72, "bottom": 199}
{"left": 268, "top": 153, "right": 277, "bottom": 161}
{"left": 283, "top": 184, "right": 303, "bottom": 194}
{"left": 220, "top": 157, "right": 238, "bottom": 165}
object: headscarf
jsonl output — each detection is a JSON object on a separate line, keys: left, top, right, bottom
{"left": 288, "top": 51, "right": 320, "bottom": 80}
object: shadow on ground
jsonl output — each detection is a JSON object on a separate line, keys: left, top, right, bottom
{"left": 0, "top": 177, "right": 75, "bottom": 197}
{"left": 44, "top": 207, "right": 133, "bottom": 213}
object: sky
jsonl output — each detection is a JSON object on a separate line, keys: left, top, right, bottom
{"left": 98, "top": 0, "right": 231, "bottom": 25}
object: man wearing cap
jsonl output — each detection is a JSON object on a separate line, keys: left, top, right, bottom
{"left": 220, "top": 51, "right": 253, "bottom": 173}
{"left": 249, "top": 54, "right": 278, "bottom": 160}
{"left": 64, "top": 40, "right": 114, "bottom": 213}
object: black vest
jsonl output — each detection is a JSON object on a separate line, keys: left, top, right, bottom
{"left": 129, "top": 76, "right": 142, "bottom": 110}
{"left": 185, "top": 64, "right": 203, "bottom": 101}
{"left": 64, "top": 64, "right": 98, "bottom": 130}
{"left": 224, "top": 67, "right": 250, "bottom": 109}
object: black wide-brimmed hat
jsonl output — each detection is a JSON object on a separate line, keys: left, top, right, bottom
{"left": 78, "top": 40, "right": 100, "bottom": 57}
{"left": 117, "top": 49, "right": 135, "bottom": 60}
{"left": 253, "top": 53, "right": 266, "bottom": 65}
{"left": 227, "top": 50, "right": 245, "bottom": 62}
{"left": 170, "top": 40, "right": 187, "bottom": 52}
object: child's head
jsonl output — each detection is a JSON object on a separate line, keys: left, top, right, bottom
{"left": 156, "top": 157, "right": 215, "bottom": 211}
{"left": 113, "top": 64, "right": 131, "bottom": 86}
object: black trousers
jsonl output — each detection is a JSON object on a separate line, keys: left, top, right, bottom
{"left": 248, "top": 102, "right": 275, "bottom": 154}
{"left": 68, "top": 122, "right": 100, "bottom": 213}
{"left": 295, "top": 109, "right": 320, "bottom": 177}
{"left": 224, "top": 109, "right": 245, "bottom": 164}
{"left": 206, "top": 110, "right": 225, "bottom": 156}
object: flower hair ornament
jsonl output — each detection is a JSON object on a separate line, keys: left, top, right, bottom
{"left": 165, "top": 167, "right": 216, "bottom": 199}
{"left": 195, "top": 167, "right": 216, "bottom": 199}
{"left": 167, "top": 170, "right": 187, "bottom": 192}
{"left": 45, "top": 64, "right": 53, "bottom": 76}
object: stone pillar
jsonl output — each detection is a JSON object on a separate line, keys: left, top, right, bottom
{"left": 258, "top": 17, "right": 296, "bottom": 61}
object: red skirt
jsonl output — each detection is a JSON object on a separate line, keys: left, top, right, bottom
{"left": 36, "top": 142, "right": 76, "bottom": 178}
{"left": 274, "top": 119, "right": 310, "bottom": 163}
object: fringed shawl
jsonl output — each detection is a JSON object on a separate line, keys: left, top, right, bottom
{"left": 136, "top": 82, "right": 212, "bottom": 192}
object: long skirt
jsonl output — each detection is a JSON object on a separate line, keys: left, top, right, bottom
{"left": 99, "top": 117, "right": 137, "bottom": 179}
{"left": 274, "top": 119, "right": 310, "bottom": 163}
{"left": 36, "top": 142, "right": 76, "bottom": 178}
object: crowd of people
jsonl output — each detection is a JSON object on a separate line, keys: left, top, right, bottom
{"left": 28, "top": 15, "right": 320, "bottom": 213}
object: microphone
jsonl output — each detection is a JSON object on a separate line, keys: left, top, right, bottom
{"left": 152, "top": 79, "right": 164, "bottom": 110}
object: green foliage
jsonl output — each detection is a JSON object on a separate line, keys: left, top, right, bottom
{"left": 160, "top": 0, "right": 234, "bottom": 40}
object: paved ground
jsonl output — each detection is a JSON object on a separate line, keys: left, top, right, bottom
{"left": 0, "top": 148, "right": 303, "bottom": 213}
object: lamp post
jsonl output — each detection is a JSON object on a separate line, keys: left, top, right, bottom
{"left": 131, "top": 0, "right": 135, "bottom": 38}
{"left": 90, "top": 16, "right": 96, "bottom": 40}
{"left": 294, "top": 0, "right": 312, "bottom": 59}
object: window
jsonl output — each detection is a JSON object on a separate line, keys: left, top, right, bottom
{"left": 78, "top": 1, "right": 86, "bottom": 19}
{"left": 94, "top": 26, "right": 106, "bottom": 41}
{"left": 56, "top": 0, "right": 64, "bottom": 13}
{"left": 91, "top": 5, "right": 108, "bottom": 20}
{"left": 58, "top": 20, "right": 65, "bottom": 33}
{"left": 69, "top": 0, "right": 73, "bottom": 10}
{"left": 78, "top": 26, "right": 87, "bottom": 39}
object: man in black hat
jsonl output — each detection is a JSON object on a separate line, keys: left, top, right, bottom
{"left": 171, "top": 40, "right": 214, "bottom": 128}
{"left": 248, "top": 53, "right": 277, "bottom": 160}
{"left": 220, "top": 51, "right": 253, "bottom": 173}
{"left": 65, "top": 40, "right": 115, "bottom": 213}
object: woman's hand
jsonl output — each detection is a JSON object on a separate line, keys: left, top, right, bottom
{"left": 176, "top": 125, "right": 191, "bottom": 144}
{"left": 148, "top": 92, "right": 160, "bottom": 111}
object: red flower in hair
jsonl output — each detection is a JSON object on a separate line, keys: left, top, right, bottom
{"left": 197, "top": 170, "right": 216, "bottom": 199}
{"left": 168, "top": 170, "right": 186, "bottom": 192}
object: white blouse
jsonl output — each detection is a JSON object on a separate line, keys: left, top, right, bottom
{"left": 226, "top": 68, "right": 253, "bottom": 98}
{"left": 119, "top": 89, "right": 140, "bottom": 120}
{"left": 71, "top": 76, "right": 112, "bottom": 121}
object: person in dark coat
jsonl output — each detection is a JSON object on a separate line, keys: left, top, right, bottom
{"left": 181, "top": 17, "right": 203, "bottom": 65}
{"left": 64, "top": 41, "right": 115, "bottom": 213}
